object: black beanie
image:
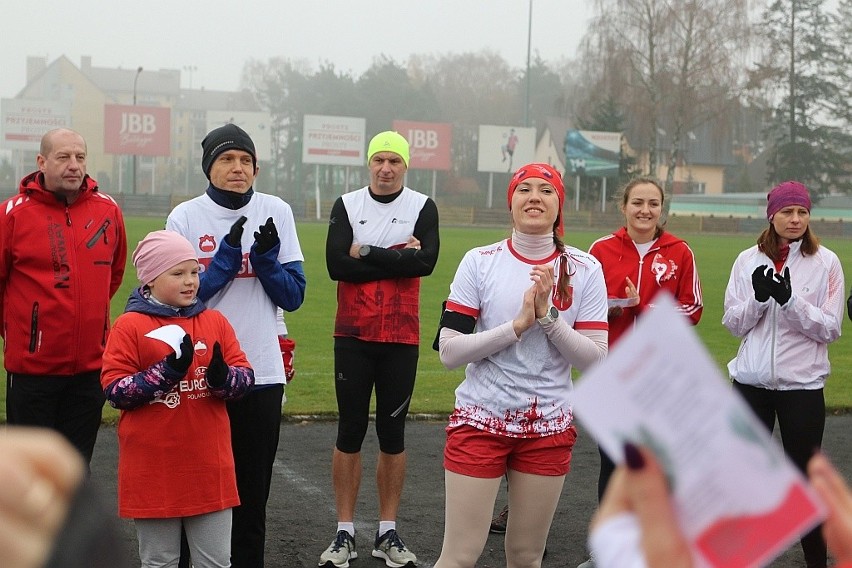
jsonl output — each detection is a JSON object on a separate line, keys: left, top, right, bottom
{"left": 201, "top": 124, "right": 257, "bottom": 179}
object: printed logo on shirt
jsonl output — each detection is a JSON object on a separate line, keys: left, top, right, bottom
{"left": 193, "top": 338, "right": 208, "bottom": 356}
{"left": 391, "top": 217, "right": 411, "bottom": 225}
{"left": 358, "top": 219, "right": 368, "bottom": 225}
{"left": 478, "top": 245, "right": 503, "bottom": 256}
{"left": 199, "top": 234, "right": 216, "bottom": 253}
{"left": 152, "top": 391, "right": 181, "bottom": 409}
{"left": 651, "top": 253, "right": 678, "bottom": 284}
{"left": 197, "top": 253, "right": 255, "bottom": 279}
{"left": 47, "top": 217, "right": 71, "bottom": 289}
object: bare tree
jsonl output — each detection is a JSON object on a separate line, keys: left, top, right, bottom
{"left": 578, "top": 0, "right": 751, "bottom": 216}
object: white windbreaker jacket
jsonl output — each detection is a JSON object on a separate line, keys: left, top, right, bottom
{"left": 723, "top": 240, "right": 845, "bottom": 390}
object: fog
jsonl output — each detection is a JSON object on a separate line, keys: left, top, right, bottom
{"left": 1, "top": 0, "right": 592, "bottom": 98}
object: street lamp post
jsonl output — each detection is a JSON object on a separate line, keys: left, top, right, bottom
{"left": 132, "top": 66, "right": 143, "bottom": 194}
{"left": 525, "top": 0, "right": 532, "bottom": 127}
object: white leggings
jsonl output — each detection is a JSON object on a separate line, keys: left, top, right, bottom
{"left": 135, "top": 509, "right": 232, "bottom": 568}
{"left": 435, "top": 470, "right": 566, "bottom": 568}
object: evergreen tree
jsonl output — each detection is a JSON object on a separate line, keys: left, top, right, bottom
{"left": 751, "top": 0, "right": 852, "bottom": 196}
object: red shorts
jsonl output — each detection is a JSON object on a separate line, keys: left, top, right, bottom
{"left": 444, "top": 424, "right": 577, "bottom": 478}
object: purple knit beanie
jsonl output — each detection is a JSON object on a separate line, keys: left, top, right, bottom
{"left": 132, "top": 230, "right": 198, "bottom": 284}
{"left": 767, "top": 181, "right": 811, "bottom": 221}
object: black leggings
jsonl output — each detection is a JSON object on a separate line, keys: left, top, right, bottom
{"left": 334, "top": 337, "right": 418, "bottom": 455}
{"left": 733, "top": 381, "right": 827, "bottom": 568}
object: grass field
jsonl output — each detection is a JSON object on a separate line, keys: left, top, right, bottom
{"left": 3, "top": 217, "right": 852, "bottom": 421}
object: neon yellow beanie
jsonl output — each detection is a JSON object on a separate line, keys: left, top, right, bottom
{"left": 367, "top": 131, "right": 410, "bottom": 167}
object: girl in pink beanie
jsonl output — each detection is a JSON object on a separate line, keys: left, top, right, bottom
{"left": 101, "top": 230, "right": 254, "bottom": 566}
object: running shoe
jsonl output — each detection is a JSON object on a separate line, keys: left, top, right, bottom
{"left": 319, "top": 530, "right": 357, "bottom": 568}
{"left": 371, "top": 529, "right": 417, "bottom": 567}
{"left": 489, "top": 505, "right": 509, "bottom": 534}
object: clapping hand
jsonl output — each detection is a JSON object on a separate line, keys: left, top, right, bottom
{"left": 225, "top": 216, "right": 248, "bottom": 247}
{"left": 253, "top": 217, "right": 279, "bottom": 255}
{"left": 205, "top": 342, "right": 228, "bottom": 388}
{"left": 751, "top": 265, "right": 774, "bottom": 303}
{"left": 769, "top": 266, "right": 792, "bottom": 306}
{"left": 165, "top": 334, "right": 194, "bottom": 376}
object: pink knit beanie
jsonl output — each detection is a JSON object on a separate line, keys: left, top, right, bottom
{"left": 132, "top": 230, "right": 198, "bottom": 284}
{"left": 767, "top": 181, "right": 811, "bottom": 221}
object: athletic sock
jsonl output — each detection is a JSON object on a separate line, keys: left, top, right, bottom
{"left": 378, "top": 521, "right": 396, "bottom": 537}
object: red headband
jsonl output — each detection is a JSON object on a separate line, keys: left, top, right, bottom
{"left": 507, "top": 163, "right": 565, "bottom": 235}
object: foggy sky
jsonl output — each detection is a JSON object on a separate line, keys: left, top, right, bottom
{"left": 1, "top": 0, "right": 592, "bottom": 99}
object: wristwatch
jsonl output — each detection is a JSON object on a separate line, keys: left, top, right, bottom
{"left": 359, "top": 244, "right": 371, "bottom": 257}
{"left": 536, "top": 306, "right": 559, "bottom": 325}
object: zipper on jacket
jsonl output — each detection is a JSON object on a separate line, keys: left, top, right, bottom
{"left": 86, "top": 219, "right": 111, "bottom": 248}
{"left": 770, "top": 303, "right": 777, "bottom": 388}
{"left": 65, "top": 207, "right": 72, "bottom": 226}
{"left": 29, "top": 302, "right": 39, "bottom": 353}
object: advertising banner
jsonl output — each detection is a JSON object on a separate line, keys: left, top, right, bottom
{"left": 104, "top": 105, "right": 171, "bottom": 156}
{"left": 206, "top": 110, "right": 272, "bottom": 161}
{"left": 391, "top": 120, "right": 453, "bottom": 171}
{"left": 477, "top": 125, "right": 536, "bottom": 173}
{"left": 302, "top": 115, "right": 366, "bottom": 166}
{"left": 564, "top": 130, "right": 621, "bottom": 177}
{"left": 1, "top": 99, "right": 71, "bottom": 151}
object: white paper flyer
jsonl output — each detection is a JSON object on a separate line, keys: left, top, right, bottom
{"left": 572, "top": 293, "right": 824, "bottom": 568}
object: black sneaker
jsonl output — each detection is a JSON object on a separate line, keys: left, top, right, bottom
{"left": 489, "top": 505, "right": 509, "bottom": 534}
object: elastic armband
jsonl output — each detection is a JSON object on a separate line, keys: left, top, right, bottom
{"left": 432, "top": 301, "right": 477, "bottom": 351}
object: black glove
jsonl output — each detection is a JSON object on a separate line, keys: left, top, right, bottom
{"left": 847, "top": 290, "right": 852, "bottom": 321}
{"left": 225, "top": 216, "right": 248, "bottom": 247}
{"left": 751, "top": 265, "right": 774, "bottom": 303}
{"left": 253, "top": 217, "right": 279, "bottom": 255}
{"left": 205, "top": 342, "right": 228, "bottom": 388}
{"left": 165, "top": 334, "right": 194, "bottom": 376}
{"left": 769, "top": 266, "right": 792, "bottom": 306}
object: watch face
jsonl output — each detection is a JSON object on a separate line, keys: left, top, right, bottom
{"left": 549, "top": 306, "right": 559, "bottom": 319}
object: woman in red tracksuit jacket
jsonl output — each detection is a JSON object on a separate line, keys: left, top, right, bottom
{"left": 587, "top": 177, "right": 703, "bottom": 496}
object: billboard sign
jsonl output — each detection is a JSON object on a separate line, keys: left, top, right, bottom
{"left": 1, "top": 99, "right": 72, "bottom": 151}
{"left": 391, "top": 120, "right": 453, "bottom": 171}
{"left": 477, "top": 125, "right": 536, "bottom": 173}
{"left": 302, "top": 115, "right": 366, "bottom": 166}
{"left": 206, "top": 111, "right": 272, "bottom": 161}
{"left": 104, "top": 105, "right": 171, "bottom": 156}
{"left": 564, "top": 130, "right": 621, "bottom": 177}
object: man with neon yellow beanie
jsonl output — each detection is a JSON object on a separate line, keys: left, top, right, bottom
{"left": 320, "top": 131, "right": 440, "bottom": 568}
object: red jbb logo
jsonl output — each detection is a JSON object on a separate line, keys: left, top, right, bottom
{"left": 120, "top": 112, "right": 157, "bottom": 135}
{"left": 406, "top": 129, "right": 439, "bottom": 149}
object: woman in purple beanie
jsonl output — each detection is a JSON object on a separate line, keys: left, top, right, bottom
{"left": 722, "top": 180, "right": 845, "bottom": 568}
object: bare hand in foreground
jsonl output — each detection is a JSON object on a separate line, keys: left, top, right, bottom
{"left": 0, "top": 427, "right": 85, "bottom": 568}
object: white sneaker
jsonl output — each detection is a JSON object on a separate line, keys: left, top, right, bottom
{"left": 319, "top": 530, "right": 357, "bottom": 568}
{"left": 372, "top": 529, "right": 417, "bottom": 567}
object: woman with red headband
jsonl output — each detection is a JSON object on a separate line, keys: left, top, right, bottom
{"left": 432, "top": 163, "right": 609, "bottom": 567}
{"left": 723, "top": 180, "right": 844, "bottom": 568}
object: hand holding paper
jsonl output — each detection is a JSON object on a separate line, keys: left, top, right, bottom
{"left": 574, "top": 293, "right": 824, "bottom": 568}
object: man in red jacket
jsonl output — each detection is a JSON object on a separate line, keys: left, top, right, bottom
{"left": 0, "top": 128, "right": 127, "bottom": 467}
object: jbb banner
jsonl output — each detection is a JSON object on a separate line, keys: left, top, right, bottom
{"left": 104, "top": 105, "right": 171, "bottom": 156}
{"left": 391, "top": 120, "right": 452, "bottom": 171}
